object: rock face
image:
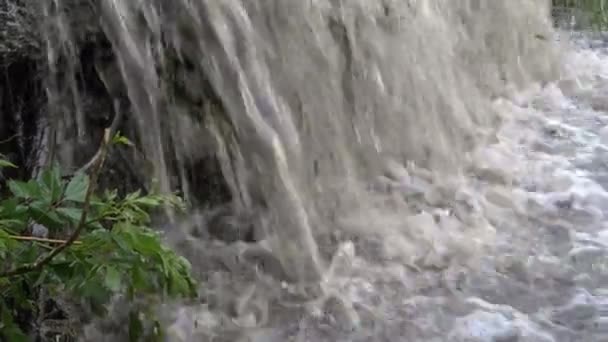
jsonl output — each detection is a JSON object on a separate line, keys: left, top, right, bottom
{"left": 0, "top": 0, "right": 231, "bottom": 203}
{"left": 0, "top": 0, "right": 41, "bottom": 63}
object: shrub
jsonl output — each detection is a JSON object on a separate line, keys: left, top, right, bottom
{"left": 0, "top": 131, "right": 196, "bottom": 341}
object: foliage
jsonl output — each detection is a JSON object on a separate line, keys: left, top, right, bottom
{"left": 0, "top": 152, "right": 196, "bottom": 340}
{"left": 553, "top": 0, "right": 608, "bottom": 29}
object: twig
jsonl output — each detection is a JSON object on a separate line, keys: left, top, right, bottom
{"left": 0, "top": 128, "right": 111, "bottom": 278}
{"left": 0, "top": 133, "right": 20, "bottom": 146}
{"left": 8, "top": 235, "right": 83, "bottom": 245}
{"left": 74, "top": 108, "right": 123, "bottom": 176}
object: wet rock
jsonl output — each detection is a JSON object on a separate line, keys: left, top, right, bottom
{"left": 400, "top": 175, "right": 432, "bottom": 197}
{"left": 496, "top": 256, "right": 529, "bottom": 284}
{"left": 471, "top": 146, "right": 518, "bottom": 185}
{"left": 552, "top": 195, "right": 574, "bottom": 210}
{"left": 542, "top": 122, "right": 567, "bottom": 139}
{"left": 320, "top": 295, "right": 360, "bottom": 332}
{"left": 205, "top": 207, "right": 260, "bottom": 244}
{"left": 557, "top": 79, "right": 581, "bottom": 98}
{"left": 448, "top": 310, "right": 520, "bottom": 342}
{"left": 369, "top": 175, "right": 398, "bottom": 194}
{"left": 460, "top": 299, "right": 557, "bottom": 342}
{"left": 542, "top": 223, "right": 573, "bottom": 255}
{"left": 240, "top": 246, "right": 291, "bottom": 282}
{"left": 383, "top": 159, "right": 410, "bottom": 183}
{"left": 165, "top": 306, "right": 220, "bottom": 342}
{"left": 30, "top": 223, "right": 49, "bottom": 238}
{"left": 230, "top": 285, "right": 268, "bottom": 329}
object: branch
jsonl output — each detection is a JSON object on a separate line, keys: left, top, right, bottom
{"left": 8, "top": 235, "right": 82, "bottom": 245}
{"left": 0, "top": 133, "right": 19, "bottom": 145}
{"left": 77, "top": 109, "right": 123, "bottom": 175}
{"left": 0, "top": 128, "right": 111, "bottom": 278}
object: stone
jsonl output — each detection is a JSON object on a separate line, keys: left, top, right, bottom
{"left": 461, "top": 299, "right": 555, "bottom": 342}
{"left": 384, "top": 159, "right": 411, "bottom": 183}
{"left": 448, "top": 310, "right": 520, "bottom": 342}
{"left": 206, "top": 207, "right": 258, "bottom": 244}
{"left": 240, "top": 246, "right": 291, "bottom": 282}
{"left": 321, "top": 295, "right": 360, "bottom": 332}
{"left": 30, "top": 223, "right": 49, "bottom": 238}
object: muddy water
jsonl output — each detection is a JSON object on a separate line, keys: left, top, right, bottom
{"left": 125, "top": 33, "right": 608, "bottom": 342}
{"left": 72, "top": 4, "right": 608, "bottom": 341}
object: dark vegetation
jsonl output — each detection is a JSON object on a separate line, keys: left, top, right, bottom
{"left": 552, "top": 0, "right": 608, "bottom": 29}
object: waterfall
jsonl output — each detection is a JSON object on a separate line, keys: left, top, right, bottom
{"left": 78, "top": 0, "right": 559, "bottom": 282}
{"left": 4, "top": 0, "right": 581, "bottom": 340}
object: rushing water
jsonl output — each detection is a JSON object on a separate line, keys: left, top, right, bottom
{"left": 33, "top": 1, "right": 608, "bottom": 341}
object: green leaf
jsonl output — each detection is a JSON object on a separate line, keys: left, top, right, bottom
{"left": 0, "top": 198, "right": 28, "bottom": 216}
{"left": 56, "top": 207, "right": 84, "bottom": 224}
{"left": 0, "top": 159, "right": 16, "bottom": 169}
{"left": 103, "top": 189, "right": 118, "bottom": 202}
{"left": 48, "top": 261, "right": 73, "bottom": 282}
{"left": 132, "top": 196, "right": 162, "bottom": 207}
{"left": 104, "top": 266, "right": 122, "bottom": 292}
{"left": 8, "top": 180, "right": 40, "bottom": 199}
{"left": 130, "top": 266, "right": 150, "bottom": 292}
{"left": 79, "top": 279, "right": 111, "bottom": 309}
{"left": 0, "top": 219, "right": 26, "bottom": 233}
{"left": 28, "top": 201, "right": 64, "bottom": 230}
{"left": 0, "top": 319, "right": 28, "bottom": 342}
{"left": 129, "top": 232, "right": 162, "bottom": 256}
{"left": 65, "top": 172, "right": 89, "bottom": 203}
{"left": 88, "top": 221, "right": 106, "bottom": 231}
{"left": 0, "top": 229, "right": 11, "bottom": 258}
{"left": 33, "top": 270, "right": 49, "bottom": 287}
{"left": 111, "top": 234, "right": 131, "bottom": 252}
{"left": 125, "top": 190, "right": 142, "bottom": 202}
{"left": 112, "top": 132, "right": 134, "bottom": 147}
{"left": 40, "top": 165, "right": 63, "bottom": 203}
{"left": 158, "top": 253, "right": 170, "bottom": 278}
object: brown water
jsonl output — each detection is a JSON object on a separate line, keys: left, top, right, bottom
{"left": 34, "top": 1, "right": 608, "bottom": 341}
{"left": 49, "top": 0, "right": 557, "bottom": 279}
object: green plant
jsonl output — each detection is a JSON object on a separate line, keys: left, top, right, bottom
{"left": 0, "top": 131, "right": 196, "bottom": 340}
{"left": 553, "top": 0, "right": 608, "bottom": 29}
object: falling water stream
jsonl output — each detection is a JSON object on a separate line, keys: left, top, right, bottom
{"left": 31, "top": 0, "right": 608, "bottom": 341}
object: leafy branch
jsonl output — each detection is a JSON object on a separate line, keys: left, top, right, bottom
{"left": 0, "top": 125, "right": 195, "bottom": 340}
{"left": 0, "top": 128, "right": 111, "bottom": 278}
{"left": 7, "top": 235, "right": 82, "bottom": 245}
